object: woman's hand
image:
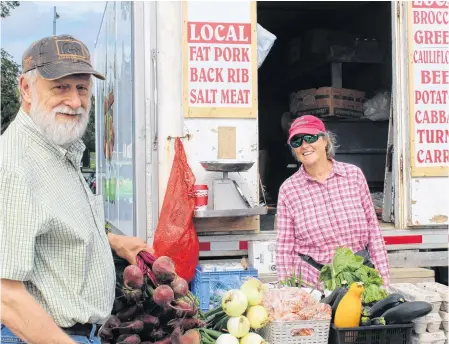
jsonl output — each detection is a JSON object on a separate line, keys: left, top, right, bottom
{"left": 108, "top": 233, "right": 154, "bottom": 265}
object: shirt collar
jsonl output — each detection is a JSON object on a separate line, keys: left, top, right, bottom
{"left": 16, "top": 108, "right": 86, "bottom": 166}
{"left": 299, "top": 159, "right": 346, "bottom": 181}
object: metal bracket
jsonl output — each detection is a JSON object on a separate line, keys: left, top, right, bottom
{"left": 167, "top": 134, "right": 191, "bottom": 140}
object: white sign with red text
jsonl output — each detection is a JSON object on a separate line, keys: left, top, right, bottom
{"left": 183, "top": 1, "right": 257, "bottom": 118}
{"left": 408, "top": 1, "right": 449, "bottom": 176}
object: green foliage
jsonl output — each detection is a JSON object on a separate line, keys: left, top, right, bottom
{"left": 1, "top": 1, "right": 20, "bottom": 18}
{"left": 1, "top": 48, "right": 21, "bottom": 134}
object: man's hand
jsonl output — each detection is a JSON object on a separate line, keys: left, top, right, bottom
{"left": 108, "top": 233, "right": 154, "bottom": 265}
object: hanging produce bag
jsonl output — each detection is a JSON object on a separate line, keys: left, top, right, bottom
{"left": 153, "top": 138, "right": 199, "bottom": 282}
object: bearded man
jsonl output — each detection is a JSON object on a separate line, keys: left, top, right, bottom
{"left": 0, "top": 35, "right": 152, "bottom": 344}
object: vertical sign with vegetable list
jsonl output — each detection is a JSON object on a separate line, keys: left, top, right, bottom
{"left": 182, "top": 1, "right": 258, "bottom": 118}
{"left": 408, "top": 1, "right": 449, "bottom": 177}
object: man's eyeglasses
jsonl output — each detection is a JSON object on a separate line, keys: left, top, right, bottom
{"left": 289, "top": 133, "right": 324, "bottom": 148}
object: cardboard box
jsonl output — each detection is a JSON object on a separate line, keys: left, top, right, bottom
{"left": 248, "top": 241, "right": 276, "bottom": 274}
{"left": 289, "top": 87, "right": 366, "bottom": 118}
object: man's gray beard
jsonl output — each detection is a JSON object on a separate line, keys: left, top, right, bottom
{"left": 29, "top": 97, "right": 91, "bottom": 148}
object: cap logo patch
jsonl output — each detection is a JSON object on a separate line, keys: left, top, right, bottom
{"left": 56, "top": 40, "right": 89, "bottom": 60}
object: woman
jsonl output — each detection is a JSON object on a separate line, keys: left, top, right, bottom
{"left": 275, "top": 115, "right": 390, "bottom": 288}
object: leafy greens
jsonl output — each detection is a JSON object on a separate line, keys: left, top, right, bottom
{"left": 319, "top": 247, "right": 387, "bottom": 304}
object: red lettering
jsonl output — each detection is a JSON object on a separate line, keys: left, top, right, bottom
{"left": 227, "top": 68, "right": 249, "bottom": 83}
{"left": 417, "top": 150, "right": 449, "bottom": 164}
{"left": 414, "top": 30, "right": 449, "bottom": 45}
{"left": 413, "top": 9, "right": 449, "bottom": 24}
{"left": 417, "top": 129, "right": 449, "bottom": 143}
{"left": 412, "top": 1, "right": 449, "bottom": 9}
{"left": 189, "top": 46, "right": 211, "bottom": 61}
{"left": 221, "top": 89, "right": 251, "bottom": 104}
{"left": 190, "top": 67, "right": 223, "bottom": 82}
{"left": 214, "top": 47, "right": 250, "bottom": 62}
{"left": 188, "top": 22, "right": 251, "bottom": 44}
{"left": 421, "top": 70, "right": 449, "bottom": 84}
{"left": 189, "top": 89, "right": 218, "bottom": 104}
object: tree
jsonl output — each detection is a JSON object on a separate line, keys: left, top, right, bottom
{"left": 1, "top": 1, "right": 19, "bottom": 18}
{"left": 1, "top": 49, "right": 21, "bottom": 134}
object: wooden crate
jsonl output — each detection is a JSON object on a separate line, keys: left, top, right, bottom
{"left": 390, "top": 267, "right": 435, "bottom": 284}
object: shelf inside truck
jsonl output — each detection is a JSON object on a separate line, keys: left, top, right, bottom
{"left": 194, "top": 207, "right": 268, "bottom": 218}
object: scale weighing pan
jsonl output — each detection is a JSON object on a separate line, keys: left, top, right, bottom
{"left": 200, "top": 161, "right": 254, "bottom": 173}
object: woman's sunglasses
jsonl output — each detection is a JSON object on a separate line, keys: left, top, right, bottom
{"left": 289, "top": 133, "right": 324, "bottom": 148}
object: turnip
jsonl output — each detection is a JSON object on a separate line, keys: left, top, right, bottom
{"left": 227, "top": 316, "right": 250, "bottom": 338}
{"left": 240, "top": 278, "right": 265, "bottom": 306}
{"left": 116, "top": 334, "right": 142, "bottom": 344}
{"left": 240, "top": 332, "right": 268, "bottom": 344}
{"left": 172, "top": 328, "right": 202, "bottom": 344}
{"left": 171, "top": 276, "right": 189, "bottom": 298}
{"left": 152, "top": 256, "right": 177, "bottom": 284}
{"left": 124, "top": 265, "right": 145, "bottom": 290}
{"left": 215, "top": 333, "right": 240, "bottom": 344}
{"left": 221, "top": 289, "right": 248, "bottom": 317}
{"left": 246, "top": 305, "right": 269, "bottom": 329}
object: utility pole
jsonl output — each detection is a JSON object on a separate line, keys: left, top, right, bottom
{"left": 53, "top": 6, "right": 60, "bottom": 35}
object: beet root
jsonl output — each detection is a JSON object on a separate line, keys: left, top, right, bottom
{"left": 150, "top": 328, "right": 167, "bottom": 341}
{"left": 152, "top": 256, "right": 176, "bottom": 284}
{"left": 153, "top": 285, "right": 175, "bottom": 308}
{"left": 153, "top": 337, "right": 172, "bottom": 344}
{"left": 171, "top": 276, "right": 189, "bottom": 298}
{"left": 116, "top": 304, "right": 143, "bottom": 322}
{"left": 113, "top": 320, "right": 144, "bottom": 335}
{"left": 173, "top": 299, "right": 197, "bottom": 318}
{"left": 98, "top": 326, "right": 114, "bottom": 341}
{"left": 116, "top": 334, "right": 142, "bottom": 344}
{"left": 124, "top": 265, "right": 145, "bottom": 289}
{"left": 104, "top": 315, "right": 121, "bottom": 329}
{"left": 168, "top": 318, "right": 206, "bottom": 330}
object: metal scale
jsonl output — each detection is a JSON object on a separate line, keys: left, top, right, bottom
{"left": 195, "top": 161, "right": 267, "bottom": 218}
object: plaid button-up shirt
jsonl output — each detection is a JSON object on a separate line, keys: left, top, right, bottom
{"left": 0, "top": 108, "right": 115, "bottom": 327}
{"left": 276, "top": 159, "right": 390, "bottom": 288}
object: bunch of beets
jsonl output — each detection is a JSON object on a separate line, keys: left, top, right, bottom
{"left": 99, "top": 252, "right": 208, "bottom": 344}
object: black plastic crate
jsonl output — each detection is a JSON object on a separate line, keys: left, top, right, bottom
{"left": 329, "top": 323, "right": 413, "bottom": 344}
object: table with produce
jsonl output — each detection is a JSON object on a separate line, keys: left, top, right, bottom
{"left": 100, "top": 247, "right": 448, "bottom": 344}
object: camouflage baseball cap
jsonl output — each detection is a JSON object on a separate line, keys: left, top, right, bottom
{"left": 22, "top": 34, "right": 105, "bottom": 80}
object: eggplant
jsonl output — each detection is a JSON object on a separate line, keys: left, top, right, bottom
{"left": 371, "top": 317, "right": 386, "bottom": 326}
{"left": 331, "top": 288, "right": 348, "bottom": 320}
{"left": 320, "top": 287, "right": 344, "bottom": 305}
{"left": 367, "top": 293, "right": 406, "bottom": 318}
{"left": 382, "top": 301, "right": 432, "bottom": 324}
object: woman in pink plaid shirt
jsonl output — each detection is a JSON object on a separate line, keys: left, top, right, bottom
{"left": 276, "top": 115, "right": 390, "bottom": 289}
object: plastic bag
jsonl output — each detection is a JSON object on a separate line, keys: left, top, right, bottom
{"left": 261, "top": 287, "right": 331, "bottom": 321}
{"left": 257, "top": 23, "right": 277, "bottom": 69}
{"left": 153, "top": 138, "right": 199, "bottom": 282}
{"left": 364, "top": 91, "right": 391, "bottom": 121}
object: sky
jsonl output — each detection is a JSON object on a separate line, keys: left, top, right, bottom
{"left": 1, "top": 1, "right": 106, "bottom": 65}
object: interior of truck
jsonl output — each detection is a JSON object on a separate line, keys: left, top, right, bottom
{"left": 256, "top": 1, "right": 393, "bottom": 226}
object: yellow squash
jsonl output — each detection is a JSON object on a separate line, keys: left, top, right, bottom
{"left": 334, "top": 282, "right": 365, "bottom": 328}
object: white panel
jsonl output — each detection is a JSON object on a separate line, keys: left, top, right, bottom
{"left": 188, "top": 1, "right": 250, "bottom": 22}
{"left": 183, "top": 119, "right": 259, "bottom": 206}
{"left": 410, "top": 177, "right": 449, "bottom": 226}
{"left": 210, "top": 241, "right": 239, "bottom": 251}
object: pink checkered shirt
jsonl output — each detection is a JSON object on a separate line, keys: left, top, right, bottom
{"left": 276, "top": 160, "right": 390, "bottom": 288}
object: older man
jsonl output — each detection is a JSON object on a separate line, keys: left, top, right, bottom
{"left": 0, "top": 35, "right": 152, "bottom": 344}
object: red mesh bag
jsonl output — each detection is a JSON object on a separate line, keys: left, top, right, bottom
{"left": 153, "top": 138, "right": 199, "bottom": 282}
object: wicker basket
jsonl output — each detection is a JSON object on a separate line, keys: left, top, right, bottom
{"left": 261, "top": 319, "right": 331, "bottom": 344}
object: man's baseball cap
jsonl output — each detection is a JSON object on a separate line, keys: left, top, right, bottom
{"left": 22, "top": 34, "right": 105, "bottom": 80}
{"left": 287, "top": 115, "right": 326, "bottom": 143}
